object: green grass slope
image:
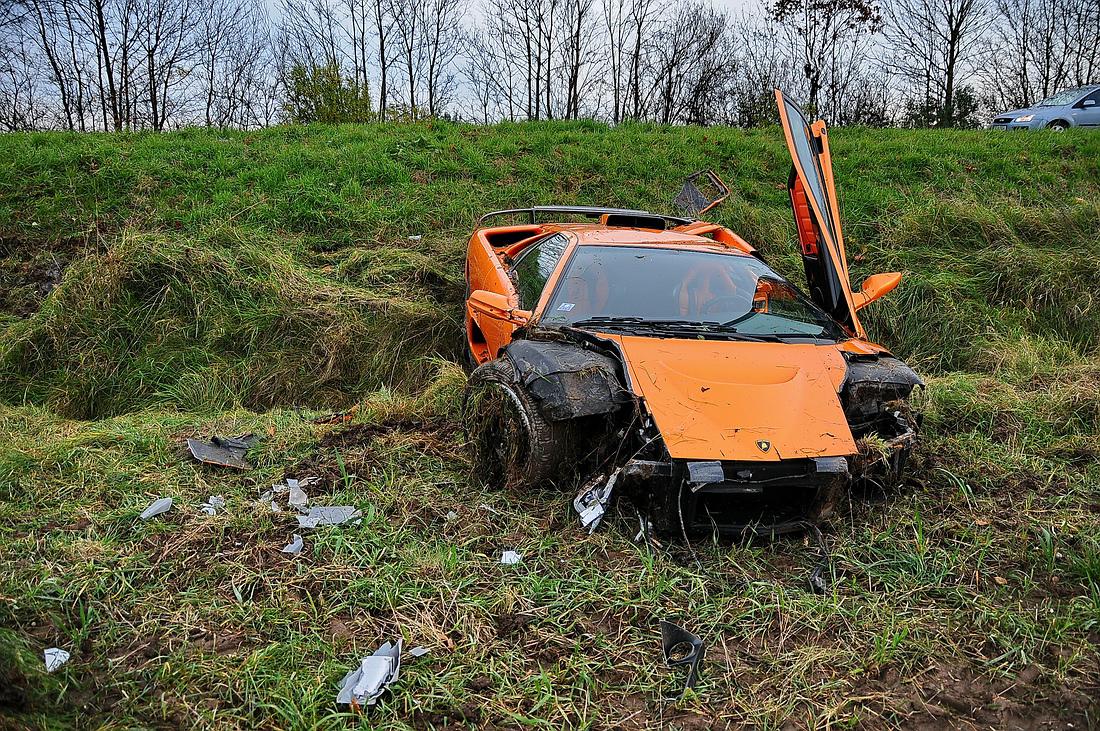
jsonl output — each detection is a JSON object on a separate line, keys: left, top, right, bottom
{"left": 0, "top": 122, "right": 1098, "bottom": 729}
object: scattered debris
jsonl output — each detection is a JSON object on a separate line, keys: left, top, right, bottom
{"left": 804, "top": 522, "right": 833, "bottom": 594}
{"left": 200, "top": 495, "right": 225, "bottom": 516}
{"left": 281, "top": 534, "right": 304, "bottom": 554}
{"left": 313, "top": 405, "right": 360, "bottom": 425}
{"left": 478, "top": 503, "right": 499, "bottom": 515}
{"left": 257, "top": 491, "right": 281, "bottom": 513}
{"left": 337, "top": 640, "right": 402, "bottom": 708}
{"left": 659, "top": 620, "right": 705, "bottom": 700}
{"left": 573, "top": 471, "right": 619, "bottom": 533}
{"left": 444, "top": 510, "right": 458, "bottom": 522}
{"left": 43, "top": 647, "right": 70, "bottom": 673}
{"left": 287, "top": 479, "right": 309, "bottom": 510}
{"left": 499, "top": 550, "right": 522, "bottom": 565}
{"left": 139, "top": 497, "right": 173, "bottom": 520}
{"left": 408, "top": 234, "right": 422, "bottom": 241}
{"left": 408, "top": 646, "right": 430, "bottom": 658}
{"left": 297, "top": 506, "right": 361, "bottom": 528}
{"left": 186, "top": 434, "right": 260, "bottom": 470}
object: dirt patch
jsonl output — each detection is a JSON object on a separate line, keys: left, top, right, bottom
{"left": 0, "top": 235, "right": 85, "bottom": 318}
{"left": 860, "top": 660, "right": 1100, "bottom": 730}
{"left": 0, "top": 666, "right": 29, "bottom": 715}
{"left": 317, "top": 416, "right": 459, "bottom": 451}
{"left": 494, "top": 611, "right": 532, "bottom": 639}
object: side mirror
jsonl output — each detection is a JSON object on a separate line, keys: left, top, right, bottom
{"left": 852, "top": 272, "right": 902, "bottom": 311}
{"left": 467, "top": 289, "right": 532, "bottom": 325}
{"left": 1083, "top": 99, "right": 1097, "bottom": 107}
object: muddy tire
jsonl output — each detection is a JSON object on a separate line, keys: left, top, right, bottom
{"left": 464, "top": 357, "right": 574, "bottom": 490}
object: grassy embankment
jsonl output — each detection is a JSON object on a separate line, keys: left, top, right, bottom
{"left": 1, "top": 122, "right": 1098, "bottom": 729}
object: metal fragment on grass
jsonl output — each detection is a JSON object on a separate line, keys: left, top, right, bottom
{"left": 281, "top": 534, "right": 304, "bottom": 554}
{"left": 44, "top": 647, "right": 70, "bottom": 672}
{"left": 288, "top": 483, "right": 308, "bottom": 510}
{"left": 500, "top": 550, "right": 521, "bottom": 565}
{"left": 573, "top": 471, "right": 619, "bottom": 534}
{"left": 408, "top": 646, "right": 429, "bottom": 658}
{"left": 297, "top": 506, "right": 361, "bottom": 528}
{"left": 186, "top": 433, "right": 259, "bottom": 470}
{"left": 336, "top": 640, "right": 403, "bottom": 707}
{"left": 139, "top": 497, "right": 173, "bottom": 520}
{"left": 200, "top": 495, "right": 225, "bottom": 515}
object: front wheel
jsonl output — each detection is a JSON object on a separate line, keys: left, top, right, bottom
{"left": 463, "top": 357, "right": 574, "bottom": 490}
{"left": 1048, "top": 121, "right": 1069, "bottom": 132}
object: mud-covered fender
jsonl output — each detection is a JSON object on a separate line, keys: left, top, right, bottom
{"left": 840, "top": 353, "right": 924, "bottom": 419}
{"left": 503, "top": 339, "right": 632, "bottom": 421}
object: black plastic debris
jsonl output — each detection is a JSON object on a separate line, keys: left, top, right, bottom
{"left": 659, "top": 620, "right": 705, "bottom": 700}
{"left": 337, "top": 640, "right": 402, "bottom": 708}
{"left": 673, "top": 170, "right": 730, "bottom": 217}
{"left": 186, "top": 434, "right": 260, "bottom": 470}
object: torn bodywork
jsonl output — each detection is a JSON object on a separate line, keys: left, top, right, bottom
{"left": 462, "top": 92, "right": 925, "bottom": 538}
{"left": 477, "top": 328, "right": 923, "bottom": 537}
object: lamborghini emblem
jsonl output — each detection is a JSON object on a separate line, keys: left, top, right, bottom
{"left": 756, "top": 439, "right": 771, "bottom": 453}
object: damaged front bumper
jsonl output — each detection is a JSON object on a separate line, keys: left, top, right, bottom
{"left": 580, "top": 424, "right": 917, "bottom": 536}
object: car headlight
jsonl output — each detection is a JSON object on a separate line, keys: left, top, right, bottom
{"left": 1015, "top": 114, "right": 1035, "bottom": 122}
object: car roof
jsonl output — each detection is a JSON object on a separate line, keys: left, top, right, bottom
{"left": 560, "top": 224, "right": 749, "bottom": 255}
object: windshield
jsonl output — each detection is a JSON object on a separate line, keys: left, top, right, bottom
{"left": 540, "top": 245, "right": 847, "bottom": 341}
{"left": 1039, "top": 87, "right": 1086, "bottom": 106}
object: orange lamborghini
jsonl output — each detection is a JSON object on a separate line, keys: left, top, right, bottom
{"left": 461, "top": 91, "right": 922, "bottom": 535}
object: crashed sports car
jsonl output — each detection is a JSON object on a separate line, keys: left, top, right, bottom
{"left": 461, "top": 91, "right": 923, "bottom": 535}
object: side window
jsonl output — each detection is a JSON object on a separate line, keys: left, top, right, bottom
{"left": 513, "top": 233, "right": 569, "bottom": 309}
{"left": 1081, "top": 90, "right": 1100, "bottom": 106}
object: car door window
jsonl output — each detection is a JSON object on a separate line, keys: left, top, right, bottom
{"left": 1078, "top": 90, "right": 1100, "bottom": 106}
{"left": 513, "top": 233, "right": 569, "bottom": 309}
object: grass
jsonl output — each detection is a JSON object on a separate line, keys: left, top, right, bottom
{"left": 1, "top": 120, "right": 1098, "bottom": 729}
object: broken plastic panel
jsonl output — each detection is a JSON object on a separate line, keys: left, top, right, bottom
{"left": 336, "top": 640, "right": 403, "bottom": 707}
{"left": 500, "top": 550, "right": 522, "bottom": 565}
{"left": 408, "top": 646, "right": 430, "bottom": 658}
{"left": 44, "top": 647, "right": 70, "bottom": 672}
{"left": 659, "top": 620, "right": 705, "bottom": 700}
{"left": 186, "top": 434, "right": 260, "bottom": 470}
{"left": 573, "top": 471, "right": 619, "bottom": 534}
{"left": 297, "top": 506, "right": 361, "bottom": 528}
{"left": 281, "top": 534, "right": 304, "bottom": 554}
{"left": 673, "top": 170, "right": 731, "bottom": 217}
{"left": 200, "top": 495, "right": 225, "bottom": 516}
{"left": 139, "top": 497, "right": 173, "bottom": 520}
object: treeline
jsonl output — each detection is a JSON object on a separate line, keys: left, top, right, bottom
{"left": 1, "top": 0, "right": 1098, "bottom": 131}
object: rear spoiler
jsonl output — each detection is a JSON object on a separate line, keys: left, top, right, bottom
{"left": 478, "top": 205, "right": 694, "bottom": 229}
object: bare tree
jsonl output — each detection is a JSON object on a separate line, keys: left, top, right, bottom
{"left": 882, "top": 0, "right": 992, "bottom": 126}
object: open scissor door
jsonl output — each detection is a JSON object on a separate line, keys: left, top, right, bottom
{"left": 775, "top": 90, "right": 863, "bottom": 337}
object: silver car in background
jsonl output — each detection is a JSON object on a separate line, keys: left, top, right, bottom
{"left": 990, "top": 85, "right": 1100, "bottom": 131}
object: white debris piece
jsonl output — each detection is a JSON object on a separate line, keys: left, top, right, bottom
{"left": 200, "top": 495, "right": 225, "bottom": 515}
{"left": 257, "top": 491, "right": 282, "bottom": 513}
{"left": 445, "top": 510, "right": 458, "bottom": 522}
{"left": 281, "top": 534, "right": 304, "bottom": 554}
{"left": 408, "top": 234, "right": 422, "bottom": 241}
{"left": 573, "top": 472, "right": 618, "bottom": 534}
{"left": 408, "top": 646, "right": 430, "bottom": 658}
{"left": 287, "top": 482, "right": 309, "bottom": 510}
{"left": 336, "top": 640, "right": 402, "bottom": 706}
{"left": 44, "top": 647, "right": 70, "bottom": 672}
{"left": 139, "top": 497, "right": 173, "bottom": 520}
{"left": 500, "top": 550, "right": 522, "bottom": 565}
{"left": 297, "top": 506, "right": 361, "bottom": 528}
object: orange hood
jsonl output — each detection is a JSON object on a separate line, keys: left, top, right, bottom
{"left": 605, "top": 335, "right": 856, "bottom": 461}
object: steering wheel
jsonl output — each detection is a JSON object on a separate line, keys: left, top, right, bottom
{"left": 700, "top": 295, "right": 746, "bottom": 316}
